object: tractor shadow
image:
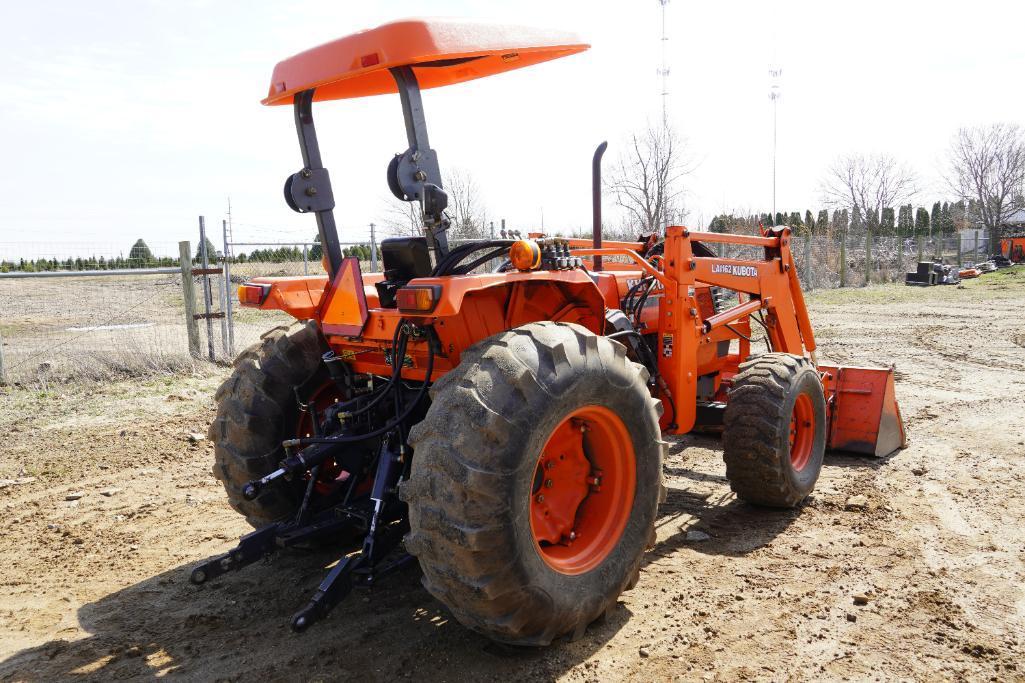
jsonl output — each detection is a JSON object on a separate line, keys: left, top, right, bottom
{"left": 648, "top": 433, "right": 887, "bottom": 563}
{"left": 647, "top": 486, "right": 803, "bottom": 563}
{"left": 0, "top": 546, "right": 632, "bottom": 682}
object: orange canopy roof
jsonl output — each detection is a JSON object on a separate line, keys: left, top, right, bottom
{"left": 263, "top": 18, "right": 589, "bottom": 105}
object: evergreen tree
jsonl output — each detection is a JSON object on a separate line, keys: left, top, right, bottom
{"left": 804, "top": 210, "right": 815, "bottom": 234}
{"left": 817, "top": 210, "right": 829, "bottom": 235}
{"left": 950, "top": 200, "right": 967, "bottom": 232}
{"left": 930, "top": 202, "right": 941, "bottom": 238}
{"left": 897, "top": 204, "right": 912, "bottom": 235}
{"left": 851, "top": 206, "right": 863, "bottom": 234}
{"left": 195, "top": 237, "right": 218, "bottom": 261}
{"left": 915, "top": 207, "right": 930, "bottom": 236}
{"left": 940, "top": 201, "right": 953, "bottom": 235}
{"left": 128, "top": 239, "right": 154, "bottom": 266}
{"left": 309, "top": 234, "right": 322, "bottom": 260}
{"left": 866, "top": 207, "right": 880, "bottom": 233}
{"left": 774, "top": 212, "right": 785, "bottom": 226}
{"left": 881, "top": 207, "right": 895, "bottom": 236}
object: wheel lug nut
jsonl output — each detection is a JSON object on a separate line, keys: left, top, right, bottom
{"left": 545, "top": 479, "right": 553, "bottom": 488}
{"left": 545, "top": 461, "right": 554, "bottom": 470}
{"left": 536, "top": 495, "right": 544, "bottom": 503}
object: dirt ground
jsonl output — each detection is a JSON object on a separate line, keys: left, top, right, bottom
{"left": 1, "top": 268, "right": 1023, "bottom": 682}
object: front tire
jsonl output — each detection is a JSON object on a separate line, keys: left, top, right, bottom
{"left": 402, "top": 322, "right": 664, "bottom": 645}
{"left": 722, "top": 353, "right": 826, "bottom": 507}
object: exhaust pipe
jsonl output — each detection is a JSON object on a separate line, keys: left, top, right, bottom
{"left": 592, "top": 141, "right": 608, "bottom": 271}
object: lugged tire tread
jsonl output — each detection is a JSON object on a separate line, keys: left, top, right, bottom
{"left": 722, "top": 353, "right": 823, "bottom": 507}
{"left": 208, "top": 322, "right": 323, "bottom": 526}
{"left": 404, "top": 322, "right": 663, "bottom": 645}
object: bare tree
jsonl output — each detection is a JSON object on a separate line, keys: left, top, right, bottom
{"left": 946, "top": 123, "right": 1025, "bottom": 252}
{"left": 445, "top": 168, "right": 489, "bottom": 240}
{"left": 820, "top": 153, "right": 917, "bottom": 233}
{"left": 379, "top": 166, "right": 489, "bottom": 241}
{"left": 380, "top": 201, "right": 424, "bottom": 238}
{"left": 608, "top": 122, "right": 691, "bottom": 236}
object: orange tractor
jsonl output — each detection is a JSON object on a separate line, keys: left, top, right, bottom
{"left": 195, "top": 19, "right": 906, "bottom": 644}
{"left": 1001, "top": 234, "right": 1025, "bottom": 263}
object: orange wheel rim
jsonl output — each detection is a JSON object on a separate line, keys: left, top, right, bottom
{"left": 789, "top": 393, "right": 815, "bottom": 472}
{"left": 529, "top": 405, "right": 636, "bottom": 575}
{"left": 296, "top": 382, "right": 351, "bottom": 495}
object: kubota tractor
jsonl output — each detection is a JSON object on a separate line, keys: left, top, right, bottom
{"left": 194, "top": 19, "right": 906, "bottom": 645}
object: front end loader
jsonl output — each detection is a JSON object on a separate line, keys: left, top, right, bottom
{"left": 193, "top": 18, "right": 906, "bottom": 645}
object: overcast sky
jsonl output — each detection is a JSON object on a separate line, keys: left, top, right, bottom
{"left": 1, "top": 0, "right": 1022, "bottom": 258}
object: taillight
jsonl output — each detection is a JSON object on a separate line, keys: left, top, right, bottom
{"left": 238, "top": 283, "right": 271, "bottom": 305}
{"left": 396, "top": 285, "right": 441, "bottom": 313}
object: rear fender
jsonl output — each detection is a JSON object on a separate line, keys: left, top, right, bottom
{"left": 242, "top": 266, "right": 384, "bottom": 322}
{"left": 242, "top": 276, "right": 329, "bottom": 320}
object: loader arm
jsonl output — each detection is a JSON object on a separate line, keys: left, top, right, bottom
{"left": 572, "top": 225, "right": 905, "bottom": 457}
{"left": 576, "top": 226, "right": 815, "bottom": 434}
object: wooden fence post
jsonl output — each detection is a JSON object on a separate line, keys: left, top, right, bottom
{"left": 896, "top": 234, "right": 904, "bottom": 282}
{"left": 179, "top": 241, "right": 201, "bottom": 358}
{"left": 804, "top": 232, "right": 813, "bottom": 291}
{"left": 839, "top": 233, "right": 848, "bottom": 287}
{"left": 864, "top": 227, "right": 872, "bottom": 286}
{"left": 0, "top": 329, "right": 7, "bottom": 385}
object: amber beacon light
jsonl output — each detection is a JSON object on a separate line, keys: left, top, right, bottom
{"left": 509, "top": 240, "right": 542, "bottom": 271}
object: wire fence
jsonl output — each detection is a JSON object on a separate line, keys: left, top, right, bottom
{"left": 716, "top": 233, "right": 992, "bottom": 290}
{"left": 0, "top": 242, "right": 199, "bottom": 386}
{"left": 0, "top": 229, "right": 1000, "bottom": 387}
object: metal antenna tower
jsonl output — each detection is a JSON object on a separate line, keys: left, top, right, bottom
{"left": 658, "top": 0, "right": 670, "bottom": 123}
{"left": 225, "top": 196, "right": 235, "bottom": 258}
{"left": 768, "top": 66, "right": 782, "bottom": 218}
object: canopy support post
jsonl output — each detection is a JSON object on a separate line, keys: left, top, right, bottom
{"left": 389, "top": 67, "right": 449, "bottom": 258}
{"left": 293, "top": 89, "right": 343, "bottom": 278}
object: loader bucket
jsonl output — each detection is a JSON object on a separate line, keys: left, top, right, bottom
{"left": 819, "top": 365, "right": 907, "bottom": 458}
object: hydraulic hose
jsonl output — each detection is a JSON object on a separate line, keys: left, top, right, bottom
{"left": 432, "top": 240, "right": 514, "bottom": 276}
{"left": 285, "top": 327, "right": 435, "bottom": 447}
{"left": 605, "top": 329, "right": 678, "bottom": 429}
{"left": 338, "top": 321, "right": 408, "bottom": 420}
{"left": 241, "top": 328, "right": 438, "bottom": 501}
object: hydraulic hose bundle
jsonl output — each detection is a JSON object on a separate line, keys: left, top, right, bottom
{"left": 241, "top": 325, "right": 438, "bottom": 500}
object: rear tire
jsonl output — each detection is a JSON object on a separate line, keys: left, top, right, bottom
{"left": 722, "top": 353, "right": 826, "bottom": 508}
{"left": 402, "top": 322, "right": 664, "bottom": 645}
{"left": 208, "top": 322, "right": 324, "bottom": 527}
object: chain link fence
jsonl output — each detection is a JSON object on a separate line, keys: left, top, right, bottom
{"left": 788, "top": 233, "right": 989, "bottom": 290}
{"left": 708, "top": 231, "right": 990, "bottom": 290}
